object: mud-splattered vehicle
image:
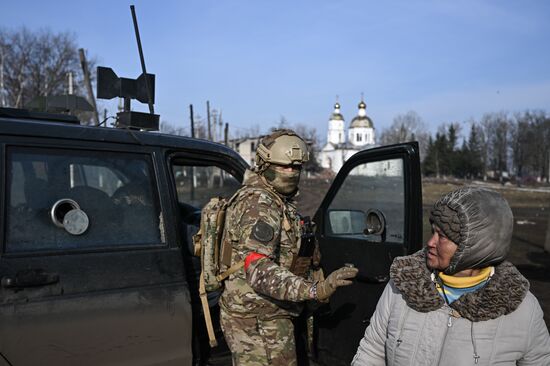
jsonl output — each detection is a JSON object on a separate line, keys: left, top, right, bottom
{"left": 0, "top": 106, "right": 422, "bottom": 365}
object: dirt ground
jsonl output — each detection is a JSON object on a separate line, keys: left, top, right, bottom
{"left": 297, "top": 177, "right": 550, "bottom": 327}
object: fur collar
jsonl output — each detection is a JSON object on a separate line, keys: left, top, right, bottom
{"left": 390, "top": 250, "right": 530, "bottom": 322}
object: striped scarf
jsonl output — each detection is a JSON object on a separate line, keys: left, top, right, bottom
{"left": 436, "top": 267, "right": 494, "bottom": 304}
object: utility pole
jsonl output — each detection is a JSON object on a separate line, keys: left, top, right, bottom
{"left": 207, "top": 100, "right": 212, "bottom": 141}
{"left": 189, "top": 103, "right": 195, "bottom": 201}
{"left": 68, "top": 72, "right": 74, "bottom": 95}
{"left": 189, "top": 104, "right": 195, "bottom": 138}
{"left": 219, "top": 110, "right": 224, "bottom": 142}
{"left": 79, "top": 48, "right": 100, "bottom": 125}
{"left": 224, "top": 122, "right": 228, "bottom": 146}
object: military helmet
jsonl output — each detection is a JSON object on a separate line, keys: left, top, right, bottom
{"left": 256, "top": 129, "right": 309, "bottom": 167}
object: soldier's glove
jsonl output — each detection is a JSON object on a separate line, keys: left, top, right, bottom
{"left": 313, "top": 266, "right": 358, "bottom": 301}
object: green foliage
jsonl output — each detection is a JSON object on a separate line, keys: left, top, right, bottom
{"left": 422, "top": 123, "right": 484, "bottom": 178}
{"left": 422, "top": 111, "right": 550, "bottom": 182}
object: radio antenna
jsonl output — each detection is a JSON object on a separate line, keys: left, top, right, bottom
{"left": 130, "top": 5, "right": 154, "bottom": 115}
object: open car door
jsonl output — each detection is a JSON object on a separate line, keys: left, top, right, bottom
{"left": 313, "top": 142, "right": 422, "bottom": 366}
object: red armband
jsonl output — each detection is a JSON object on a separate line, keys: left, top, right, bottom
{"left": 244, "top": 252, "right": 268, "bottom": 271}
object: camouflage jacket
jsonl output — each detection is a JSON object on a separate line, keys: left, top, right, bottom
{"left": 219, "top": 169, "right": 314, "bottom": 319}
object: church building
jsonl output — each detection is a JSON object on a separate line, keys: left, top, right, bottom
{"left": 320, "top": 98, "right": 376, "bottom": 173}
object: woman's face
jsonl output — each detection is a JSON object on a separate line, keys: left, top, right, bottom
{"left": 426, "top": 225, "right": 458, "bottom": 271}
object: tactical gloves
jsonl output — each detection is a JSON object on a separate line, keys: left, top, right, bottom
{"left": 313, "top": 266, "right": 358, "bottom": 301}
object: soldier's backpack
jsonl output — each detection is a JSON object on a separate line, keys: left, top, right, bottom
{"left": 192, "top": 187, "right": 289, "bottom": 347}
{"left": 192, "top": 191, "right": 244, "bottom": 347}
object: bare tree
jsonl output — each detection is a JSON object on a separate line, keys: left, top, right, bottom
{"left": 509, "top": 110, "right": 550, "bottom": 182}
{"left": 509, "top": 112, "right": 532, "bottom": 180}
{"left": 379, "top": 111, "right": 430, "bottom": 160}
{"left": 192, "top": 114, "right": 208, "bottom": 139}
{"left": 160, "top": 120, "right": 188, "bottom": 136}
{"left": 293, "top": 123, "right": 322, "bottom": 173}
{"left": 277, "top": 116, "right": 289, "bottom": 129}
{"left": 0, "top": 27, "right": 95, "bottom": 116}
{"left": 247, "top": 124, "right": 261, "bottom": 138}
{"left": 480, "top": 112, "right": 512, "bottom": 176}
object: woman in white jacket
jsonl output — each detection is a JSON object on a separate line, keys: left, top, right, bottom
{"left": 352, "top": 187, "right": 550, "bottom": 366}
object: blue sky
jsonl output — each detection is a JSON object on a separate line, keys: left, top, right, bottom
{"left": 2, "top": 1, "right": 549, "bottom": 140}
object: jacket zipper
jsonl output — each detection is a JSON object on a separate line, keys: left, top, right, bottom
{"left": 435, "top": 307, "right": 454, "bottom": 365}
{"left": 391, "top": 306, "right": 409, "bottom": 365}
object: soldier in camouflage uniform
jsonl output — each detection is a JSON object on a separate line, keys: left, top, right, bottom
{"left": 220, "top": 129, "right": 358, "bottom": 366}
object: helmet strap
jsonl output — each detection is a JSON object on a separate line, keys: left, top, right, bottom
{"left": 255, "top": 157, "right": 270, "bottom": 174}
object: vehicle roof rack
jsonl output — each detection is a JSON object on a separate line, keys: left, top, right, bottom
{"left": 0, "top": 107, "right": 80, "bottom": 124}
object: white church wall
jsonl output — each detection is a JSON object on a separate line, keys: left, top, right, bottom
{"left": 328, "top": 120, "right": 345, "bottom": 145}
{"left": 321, "top": 148, "right": 347, "bottom": 173}
{"left": 349, "top": 158, "right": 403, "bottom": 177}
{"left": 349, "top": 127, "right": 374, "bottom": 146}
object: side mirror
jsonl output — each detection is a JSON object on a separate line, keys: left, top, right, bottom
{"left": 328, "top": 210, "right": 366, "bottom": 235}
{"left": 364, "top": 209, "right": 387, "bottom": 242}
{"left": 364, "top": 209, "right": 386, "bottom": 235}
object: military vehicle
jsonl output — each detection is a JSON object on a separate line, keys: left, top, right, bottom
{"left": 0, "top": 7, "right": 422, "bottom": 365}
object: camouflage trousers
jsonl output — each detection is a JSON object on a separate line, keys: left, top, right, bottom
{"left": 220, "top": 309, "right": 297, "bottom": 366}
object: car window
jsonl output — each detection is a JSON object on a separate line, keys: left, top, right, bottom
{"left": 172, "top": 165, "right": 241, "bottom": 209}
{"left": 326, "top": 158, "right": 405, "bottom": 243}
{"left": 171, "top": 164, "right": 241, "bottom": 260}
{"left": 6, "top": 147, "right": 164, "bottom": 253}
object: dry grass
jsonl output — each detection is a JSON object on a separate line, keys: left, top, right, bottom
{"left": 422, "top": 179, "right": 550, "bottom": 208}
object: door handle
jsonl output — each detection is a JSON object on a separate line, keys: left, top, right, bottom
{"left": 1, "top": 269, "right": 59, "bottom": 288}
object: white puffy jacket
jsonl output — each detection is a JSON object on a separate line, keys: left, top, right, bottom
{"left": 352, "top": 252, "right": 550, "bottom": 366}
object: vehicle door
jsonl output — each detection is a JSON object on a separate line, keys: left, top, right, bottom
{"left": 313, "top": 142, "right": 422, "bottom": 366}
{"left": 166, "top": 150, "right": 247, "bottom": 365}
{"left": 0, "top": 139, "right": 192, "bottom": 365}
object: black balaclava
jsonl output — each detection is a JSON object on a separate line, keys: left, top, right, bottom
{"left": 429, "top": 187, "right": 513, "bottom": 275}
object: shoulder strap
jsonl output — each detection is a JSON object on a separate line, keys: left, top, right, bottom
{"left": 216, "top": 259, "right": 245, "bottom": 282}
{"left": 225, "top": 187, "right": 247, "bottom": 207}
{"left": 198, "top": 270, "right": 218, "bottom": 347}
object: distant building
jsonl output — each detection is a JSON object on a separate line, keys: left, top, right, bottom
{"left": 228, "top": 136, "right": 263, "bottom": 167}
{"left": 228, "top": 135, "right": 313, "bottom": 169}
{"left": 319, "top": 98, "right": 376, "bottom": 173}
{"left": 228, "top": 98, "right": 400, "bottom": 177}
{"left": 319, "top": 98, "right": 401, "bottom": 177}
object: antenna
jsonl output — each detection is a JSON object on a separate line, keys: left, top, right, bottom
{"left": 130, "top": 5, "right": 154, "bottom": 115}
{"left": 96, "top": 5, "right": 159, "bottom": 130}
